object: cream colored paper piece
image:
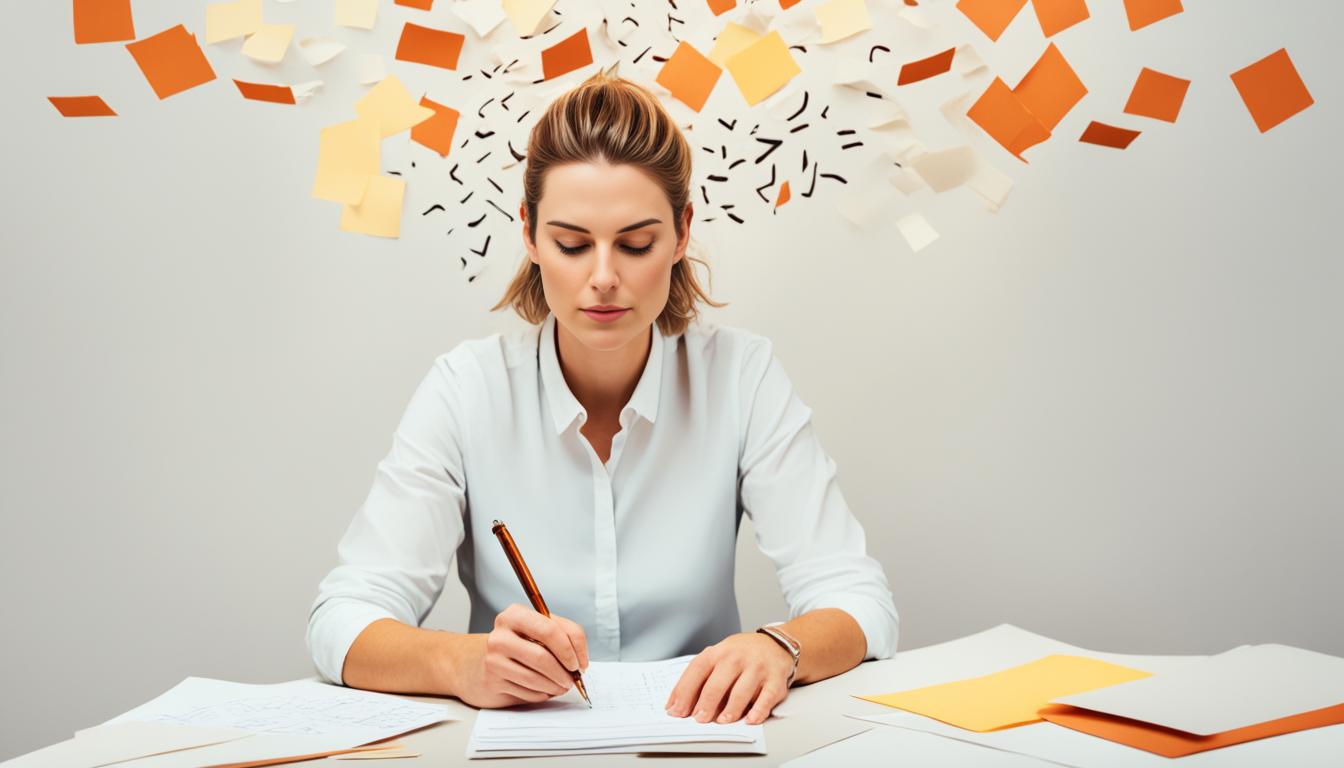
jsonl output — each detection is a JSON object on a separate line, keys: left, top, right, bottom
{"left": 241, "top": 23, "right": 294, "bottom": 64}
{"left": 292, "top": 80, "right": 324, "bottom": 105}
{"left": 355, "top": 75, "right": 435, "bottom": 138}
{"left": 955, "top": 44, "right": 987, "bottom": 75}
{"left": 204, "top": 0, "right": 261, "bottom": 45}
{"left": 896, "top": 212, "right": 939, "bottom": 252}
{"left": 357, "top": 54, "right": 386, "bottom": 85}
{"left": 4, "top": 722, "right": 251, "bottom": 768}
{"left": 910, "top": 146, "right": 976, "bottom": 193}
{"left": 816, "top": 0, "right": 872, "bottom": 44}
{"left": 898, "top": 7, "right": 932, "bottom": 29}
{"left": 834, "top": 55, "right": 887, "bottom": 95}
{"left": 299, "top": 36, "right": 346, "bottom": 66}
{"left": 341, "top": 175, "right": 407, "bottom": 239}
{"left": 503, "top": 0, "right": 555, "bottom": 36}
{"left": 452, "top": 0, "right": 508, "bottom": 38}
{"left": 313, "top": 118, "right": 380, "bottom": 205}
{"left": 329, "top": 746, "right": 421, "bottom": 759}
{"left": 773, "top": 8, "right": 821, "bottom": 46}
{"left": 967, "top": 159, "right": 1013, "bottom": 211}
{"left": 709, "top": 23, "right": 761, "bottom": 68}
{"left": 868, "top": 98, "right": 908, "bottom": 128}
{"left": 889, "top": 167, "right": 925, "bottom": 196}
{"left": 335, "top": 0, "right": 378, "bottom": 30}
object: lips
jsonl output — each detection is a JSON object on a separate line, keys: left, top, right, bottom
{"left": 581, "top": 307, "right": 630, "bottom": 324}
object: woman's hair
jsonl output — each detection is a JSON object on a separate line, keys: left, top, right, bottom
{"left": 492, "top": 70, "right": 724, "bottom": 336}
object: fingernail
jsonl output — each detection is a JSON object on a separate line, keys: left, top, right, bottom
{"left": 716, "top": 714, "right": 730, "bottom": 723}
{"left": 694, "top": 709, "right": 706, "bottom": 722}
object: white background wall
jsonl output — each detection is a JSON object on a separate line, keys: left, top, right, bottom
{"left": 2, "top": 0, "right": 1340, "bottom": 760}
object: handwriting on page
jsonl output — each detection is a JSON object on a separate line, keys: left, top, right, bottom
{"left": 142, "top": 694, "right": 440, "bottom": 736}
{"left": 584, "top": 663, "right": 686, "bottom": 710}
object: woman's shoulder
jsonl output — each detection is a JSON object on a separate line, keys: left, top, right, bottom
{"left": 428, "top": 324, "right": 543, "bottom": 384}
{"left": 679, "top": 318, "right": 776, "bottom": 375}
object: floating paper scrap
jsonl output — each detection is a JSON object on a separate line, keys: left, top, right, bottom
{"left": 410, "top": 97, "right": 459, "bottom": 157}
{"left": 966, "top": 158, "right": 1014, "bottom": 211}
{"left": 1123, "top": 67, "right": 1190, "bottom": 122}
{"left": 910, "top": 146, "right": 976, "bottom": 193}
{"left": 312, "top": 118, "right": 380, "bottom": 205}
{"left": 657, "top": 41, "right": 722, "bottom": 112}
{"left": 816, "top": 0, "right": 872, "bottom": 44}
{"left": 341, "top": 175, "right": 406, "bottom": 238}
{"left": 709, "top": 23, "right": 760, "bottom": 68}
{"left": 1014, "top": 42, "right": 1087, "bottom": 131}
{"left": 726, "top": 31, "right": 800, "bottom": 106}
{"left": 957, "top": 0, "right": 1028, "bottom": 43}
{"left": 541, "top": 28, "right": 594, "bottom": 80}
{"left": 452, "top": 0, "right": 508, "bottom": 38}
{"left": 1079, "top": 121, "right": 1140, "bottom": 149}
{"left": 335, "top": 0, "right": 378, "bottom": 30}
{"left": 355, "top": 75, "right": 435, "bottom": 137}
{"left": 1230, "top": 48, "right": 1314, "bottom": 133}
{"left": 899, "top": 48, "right": 956, "bottom": 86}
{"left": 357, "top": 54, "right": 385, "bottom": 84}
{"left": 1032, "top": 0, "right": 1090, "bottom": 37}
{"left": 299, "top": 36, "right": 345, "bottom": 66}
{"left": 241, "top": 22, "right": 294, "bottom": 64}
{"left": 954, "top": 44, "right": 987, "bottom": 75}
{"left": 234, "top": 79, "right": 296, "bottom": 104}
{"left": 74, "top": 0, "right": 136, "bottom": 43}
{"left": 204, "top": 0, "right": 260, "bottom": 44}
{"left": 125, "top": 25, "right": 217, "bottom": 100}
{"left": 897, "top": 7, "right": 932, "bottom": 30}
{"left": 396, "top": 22, "right": 465, "bottom": 70}
{"left": 896, "top": 212, "right": 940, "bottom": 253}
{"left": 1122, "top": 0, "right": 1183, "bottom": 31}
{"left": 292, "top": 80, "right": 323, "bottom": 104}
{"left": 503, "top": 0, "right": 555, "bottom": 36}
{"left": 48, "top": 95, "right": 117, "bottom": 117}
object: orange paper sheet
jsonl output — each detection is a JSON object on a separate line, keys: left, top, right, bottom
{"left": 125, "top": 25, "right": 217, "bottom": 100}
{"left": 1013, "top": 43, "right": 1087, "bottom": 131}
{"left": 1122, "top": 0, "right": 1182, "bottom": 31}
{"left": 775, "top": 180, "right": 791, "bottom": 209}
{"left": 656, "top": 41, "right": 722, "bottom": 112}
{"left": 956, "top": 0, "right": 1029, "bottom": 42}
{"left": 395, "top": 0, "right": 434, "bottom": 8}
{"left": 1031, "top": 0, "right": 1089, "bottom": 37}
{"left": 1124, "top": 67, "right": 1189, "bottom": 122}
{"left": 1040, "top": 703, "right": 1344, "bottom": 758}
{"left": 74, "top": 0, "right": 135, "bottom": 44}
{"left": 395, "top": 22, "right": 464, "bottom": 70}
{"left": 47, "top": 95, "right": 117, "bottom": 117}
{"left": 708, "top": 0, "right": 737, "bottom": 16}
{"left": 541, "top": 29, "right": 593, "bottom": 80}
{"left": 898, "top": 48, "right": 955, "bottom": 86}
{"left": 1230, "top": 48, "right": 1314, "bottom": 133}
{"left": 780, "top": 0, "right": 803, "bottom": 9}
{"left": 411, "top": 96, "right": 460, "bottom": 157}
{"left": 1079, "top": 121, "right": 1140, "bottom": 149}
{"left": 968, "top": 78, "right": 1050, "bottom": 161}
{"left": 233, "top": 80, "right": 296, "bottom": 105}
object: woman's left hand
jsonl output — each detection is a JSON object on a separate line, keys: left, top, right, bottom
{"left": 664, "top": 632, "right": 794, "bottom": 725}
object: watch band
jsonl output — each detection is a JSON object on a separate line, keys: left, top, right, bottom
{"left": 756, "top": 625, "right": 801, "bottom": 687}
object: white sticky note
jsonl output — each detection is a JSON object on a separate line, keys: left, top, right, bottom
{"left": 452, "top": 0, "right": 508, "bottom": 38}
{"left": 204, "top": 0, "right": 261, "bottom": 44}
{"left": 910, "top": 146, "right": 976, "bottom": 193}
{"left": 896, "top": 212, "right": 939, "bottom": 253}
{"left": 335, "top": 0, "right": 378, "bottom": 30}
{"left": 503, "top": 0, "right": 555, "bottom": 36}
{"left": 298, "top": 36, "right": 346, "bottom": 66}
{"left": 357, "top": 54, "right": 386, "bottom": 85}
{"left": 816, "top": 0, "right": 871, "bottom": 44}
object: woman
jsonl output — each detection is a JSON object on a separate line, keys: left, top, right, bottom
{"left": 307, "top": 72, "right": 898, "bottom": 726}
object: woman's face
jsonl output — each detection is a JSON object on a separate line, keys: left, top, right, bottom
{"left": 522, "top": 161, "right": 691, "bottom": 353}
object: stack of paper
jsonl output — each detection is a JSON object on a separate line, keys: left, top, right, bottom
{"left": 467, "top": 656, "right": 765, "bottom": 758}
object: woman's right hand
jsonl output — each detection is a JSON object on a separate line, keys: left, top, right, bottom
{"left": 451, "top": 603, "right": 590, "bottom": 708}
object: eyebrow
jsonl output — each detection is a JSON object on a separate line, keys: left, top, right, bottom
{"left": 545, "top": 218, "right": 661, "bottom": 234}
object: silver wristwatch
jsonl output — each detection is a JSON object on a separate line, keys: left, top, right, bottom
{"left": 756, "top": 624, "right": 801, "bottom": 687}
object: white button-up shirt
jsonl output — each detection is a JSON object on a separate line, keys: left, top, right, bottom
{"left": 307, "top": 312, "right": 899, "bottom": 685}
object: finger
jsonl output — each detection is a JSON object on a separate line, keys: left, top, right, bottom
{"left": 500, "top": 679, "right": 552, "bottom": 704}
{"left": 691, "top": 662, "right": 739, "bottom": 723}
{"left": 505, "top": 608, "right": 581, "bottom": 672}
{"left": 665, "top": 653, "right": 715, "bottom": 717}
{"left": 499, "top": 630, "right": 575, "bottom": 691}
{"left": 716, "top": 671, "right": 763, "bottom": 724}
{"left": 745, "top": 679, "right": 788, "bottom": 724}
{"left": 497, "top": 656, "right": 568, "bottom": 697}
{"left": 553, "top": 615, "right": 590, "bottom": 671}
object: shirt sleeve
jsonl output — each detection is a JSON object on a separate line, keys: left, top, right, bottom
{"left": 736, "top": 337, "right": 899, "bottom": 660}
{"left": 306, "top": 353, "right": 470, "bottom": 685}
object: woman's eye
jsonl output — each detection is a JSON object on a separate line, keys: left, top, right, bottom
{"left": 621, "top": 241, "right": 654, "bottom": 255}
{"left": 555, "top": 241, "right": 588, "bottom": 255}
{"left": 553, "top": 240, "right": 655, "bottom": 255}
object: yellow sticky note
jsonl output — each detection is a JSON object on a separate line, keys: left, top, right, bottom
{"left": 204, "top": 0, "right": 261, "bottom": 44}
{"left": 241, "top": 23, "right": 294, "bottom": 64}
{"left": 725, "top": 31, "right": 800, "bottom": 106}
{"left": 859, "top": 655, "right": 1151, "bottom": 732}
{"left": 355, "top": 75, "right": 435, "bottom": 138}
{"left": 709, "top": 23, "right": 761, "bottom": 68}
{"left": 313, "top": 118, "right": 380, "bottom": 205}
{"left": 816, "top": 0, "right": 872, "bottom": 44}
{"left": 503, "top": 0, "right": 555, "bottom": 36}
{"left": 335, "top": 0, "right": 378, "bottom": 30}
{"left": 341, "top": 175, "right": 406, "bottom": 238}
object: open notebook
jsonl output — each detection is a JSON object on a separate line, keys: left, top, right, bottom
{"left": 467, "top": 656, "right": 766, "bottom": 758}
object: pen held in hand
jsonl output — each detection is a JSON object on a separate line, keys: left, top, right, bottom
{"left": 491, "top": 519, "right": 592, "bottom": 707}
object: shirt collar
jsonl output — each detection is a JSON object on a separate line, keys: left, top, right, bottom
{"left": 538, "top": 311, "right": 664, "bottom": 435}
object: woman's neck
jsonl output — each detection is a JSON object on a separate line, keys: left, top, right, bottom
{"left": 554, "top": 319, "right": 652, "bottom": 419}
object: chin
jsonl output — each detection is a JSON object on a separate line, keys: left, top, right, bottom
{"left": 571, "top": 312, "right": 646, "bottom": 350}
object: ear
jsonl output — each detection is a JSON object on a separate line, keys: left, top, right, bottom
{"left": 520, "top": 204, "right": 540, "bottom": 265}
{"left": 674, "top": 203, "right": 693, "bottom": 264}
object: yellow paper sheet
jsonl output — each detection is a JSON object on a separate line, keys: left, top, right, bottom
{"left": 241, "top": 23, "right": 294, "bottom": 64}
{"left": 341, "top": 175, "right": 406, "bottom": 238}
{"left": 355, "top": 75, "right": 435, "bottom": 138}
{"left": 709, "top": 23, "right": 760, "bottom": 68}
{"left": 859, "top": 655, "right": 1151, "bottom": 732}
{"left": 312, "top": 118, "right": 380, "bottom": 205}
{"left": 503, "top": 0, "right": 555, "bottom": 36}
{"left": 816, "top": 0, "right": 872, "bottom": 44}
{"left": 335, "top": 0, "right": 378, "bottom": 30}
{"left": 204, "top": 0, "right": 261, "bottom": 44}
{"left": 726, "top": 31, "right": 801, "bottom": 106}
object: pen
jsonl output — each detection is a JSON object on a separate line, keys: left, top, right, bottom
{"left": 491, "top": 519, "right": 592, "bottom": 707}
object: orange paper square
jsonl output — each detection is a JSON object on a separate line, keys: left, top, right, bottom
{"left": 780, "top": 0, "right": 803, "bottom": 9}
{"left": 234, "top": 80, "right": 296, "bottom": 105}
{"left": 775, "top": 180, "right": 791, "bottom": 208}
{"left": 74, "top": 0, "right": 135, "bottom": 44}
{"left": 707, "top": 0, "right": 736, "bottom": 16}
{"left": 956, "top": 0, "right": 1029, "bottom": 42}
{"left": 968, "top": 77, "right": 1050, "bottom": 161}
{"left": 1013, "top": 42, "right": 1087, "bottom": 131}
{"left": 1031, "top": 0, "right": 1089, "bottom": 37}
{"left": 395, "top": 22, "right": 464, "bottom": 70}
{"left": 1079, "top": 121, "right": 1140, "bottom": 149}
{"left": 125, "top": 25, "right": 217, "bottom": 100}
{"left": 1122, "top": 0, "right": 1182, "bottom": 31}
{"left": 541, "top": 29, "right": 594, "bottom": 80}
{"left": 1230, "top": 48, "right": 1314, "bottom": 133}
{"left": 898, "top": 48, "right": 955, "bottom": 86}
{"left": 1123, "top": 67, "right": 1189, "bottom": 122}
{"left": 48, "top": 95, "right": 117, "bottom": 117}
{"left": 411, "top": 96, "right": 460, "bottom": 157}
{"left": 656, "top": 41, "right": 722, "bottom": 112}
{"left": 395, "top": 0, "right": 435, "bottom": 8}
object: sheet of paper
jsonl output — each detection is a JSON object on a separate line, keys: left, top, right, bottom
{"left": 1122, "top": 0, "right": 1183, "bottom": 31}
{"left": 357, "top": 54, "right": 385, "bottom": 85}
{"left": 860, "top": 655, "right": 1151, "bottom": 731}
{"left": 1054, "top": 643, "right": 1344, "bottom": 736}
{"left": 895, "top": 212, "right": 939, "bottom": 253}
{"left": 815, "top": 0, "right": 872, "bottom": 44}
{"left": 125, "top": 25, "right": 217, "bottom": 100}
{"left": 468, "top": 656, "right": 764, "bottom": 757}
{"left": 656, "top": 41, "right": 722, "bottom": 112}
{"left": 335, "top": 0, "right": 378, "bottom": 30}
{"left": 910, "top": 146, "right": 976, "bottom": 193}
{"left": 1031, "top": 0, "right": 1090, "bottom": 37}
{"left": 1124, "top": 67, "right": 1190, "bottom": 122}
{"left": 708, "top": 22, "right": 760, "bottom": 68}
{"left": 355, "top": 75, "right": 435, "bottom": 137}
{"left": 1230, "top": 48, "right": 1314, "bottom": 133}
{"left": 541, "top": 29, "right": 594, "bottom": 80}
{"left": 1079, "top": 121, "right": 1141, "bottom": 149}
{"left": 313, "top": 118, "right": 380, "bottom": 204}
{"left": 396, "top": 22, "right": 465, "bottom": 70}
{"left": 74, "top": 0, "right": 136, "bottom": 44}
{"left": 784, "top": 724, "right": 1049, "bottom": 767}
{"left": 48, "top": 95, "right": 118, "bottom": 117}
{"left": 411, "top": 96, "right": 460, "bottom": 157}
{"left": 1013, "top": 42, "right": 1087, "bottom": 132}
{"left": 956, "top": 0, "right": 1028, "bottom": 42}
{"left": 4, "top": 722, "right": 250, "bottom": 768}
{"left": 452, "top": 0, "right": 507, "bottom": 38}
{"left": 341, "top": 175, "right": 406, "bottom": 238}
{"left": 233, "top": 79, "right": 295, "bottom": 105}
{"left": 898, "top": 48, "right": 955, "bottom": 86}
{"left": 967, "top": 77, "right": 1050, "bottom": 161}
{"left": 726, "top": 31, "right": 801, "bottom": 106}
{"left": 298, "top": 36, "right": 345, "bottom": 66}
{"left": 204, "top": 0, "right": 261, "bottom": 45}
{"left": 102, "top": 734, "right": 366, "bottom": 768}
{"left": 503, "top": 0, "right": 555, "bottom": 36}
{"left": 240, "top": 22, "right": 294, "bottom": 64}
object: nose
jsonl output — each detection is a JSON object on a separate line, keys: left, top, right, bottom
{"left": 589, "top": 242, "right": 620, "bottom": 294}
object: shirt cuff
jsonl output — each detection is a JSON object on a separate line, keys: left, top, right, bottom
{"left": 803, "top": 594, "right": 900, "bottom": 661}
{"left": 307, "top": 598, "right": 399, "bottom": 686}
